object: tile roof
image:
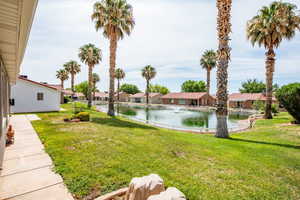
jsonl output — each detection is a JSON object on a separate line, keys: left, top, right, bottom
{"left": 94, "top": 92, "right": 109, "bottom": 98}
{"left": 161, "top": 92, "right": 207, "bottom": 100}
{"left": 18, "top": 77, "right": 58, "bottom": 91}
{"left": 229, "top": 93, "right": 276, "bottom": 101}
{"left": 130, "top": 93, "right": 161, "bottom": 98}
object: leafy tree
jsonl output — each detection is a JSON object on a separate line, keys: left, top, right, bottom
{"left": 181, "top": 80, "right": 206, "bottom": 93}
{"left": 200, "top": 50, "right": 217, "bottom": 95}
{"left": 240, "top": 79, "right": 279, "bottom": 93}
{"left": 149, "top": 84, "right": 170, "bottom": 95}
{"left": 64, "top": 60, "right": 81, "bottom": 98}
{"left": 115, "top": 68, "right": 126, "bottom": 101}
{"left": 75, "top": 81, "right": 89, "bottom": 99}
{"left": 92, "top": 0, "right": 135, "bottom": 116}
{"left": 92, "top": 73, "right": 100, "bottom": 100}
{"left": 215, "top": 0, "right": 232, "bottom": 138}
{"left": 276, "top": 83, "right": 300, "bottom": 124}
{"left": 56, "top": 69, "right": 69, "bottom": 104}
{"left": 120, "top": 84, "right": 140, "bottom": 95}
{"left": 78, "top": 43, "right": 102, "bottom": 108}
{"left": 142, "top": 65, "right": 156, "bottom": 104}
{"left": 247, "top": 2, "right": 300, "bottom": 119}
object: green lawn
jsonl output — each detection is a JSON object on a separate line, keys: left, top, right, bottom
{"left": 31, "top": 104, "right": 300, "bottom": 200}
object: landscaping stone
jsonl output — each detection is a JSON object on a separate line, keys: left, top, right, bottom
{"left": 124, "top": 174, "right": 165, "bottom": 200}
{"left": 147, "top": 187, "right": 186, "bottom": 200}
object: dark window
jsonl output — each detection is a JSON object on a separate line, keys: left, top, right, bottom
{"left": 10, "top": 99, "right": 15, "bottom": 106}
{"left": 37, "top": 93, "right": 44, "bottom": 101}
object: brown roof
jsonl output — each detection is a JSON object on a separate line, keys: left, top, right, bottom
{"left": 229, "top": 93, "right": 276, "bottom": 101}
{"left": 162, "top": 92, "right": 207, "bottom": 100}
{"left": 19, "top": 77, "right": 58, "bottom": 91}
{"left": 130, "top": 93, "right": 161, "bottom": 98}
{"left": 47, "top": 84, "right": 62, "bottom": 91}
{"left": 95, "top": 92, "right": 109, "bottom": 98}
{"left": 63, "top": 90, "right": 73, "bottom": 95}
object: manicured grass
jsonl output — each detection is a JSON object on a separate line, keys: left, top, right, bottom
{"left": 32, "top": 104, "right": 300, "bottom": 200}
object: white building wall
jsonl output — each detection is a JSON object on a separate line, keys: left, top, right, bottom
{"left": 10, "top": 79, "right": 60, "bottom": 113}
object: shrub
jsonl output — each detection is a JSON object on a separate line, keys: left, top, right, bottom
{"left": 74, "top": 112, "right": 90, "bottom": 122}
{"left": 271, "top": 104, "right": 279, "bottom": 115}
{"left": 253, "top": 101, "right": 265, "bottom": 111}
{"left": 276, "top": 83, "right": 300, "bottom": 124}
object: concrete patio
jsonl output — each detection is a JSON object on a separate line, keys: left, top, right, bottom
{"left": 0, "top": 115, "right": 73, "bottom": 200}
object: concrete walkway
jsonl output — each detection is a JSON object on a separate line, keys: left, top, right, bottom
{"left": 0, "top": 115, "right": 74, "bottom": 200}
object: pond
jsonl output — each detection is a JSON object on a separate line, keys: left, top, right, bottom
{"left": 96, "top": 104, "right": 251, "bottom": 132}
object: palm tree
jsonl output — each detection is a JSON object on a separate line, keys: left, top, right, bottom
{"left": 64, "top": 60, "right": 81, "bottom": 99}
{"left": 78, "top": 43, "right": 102, "bottom": 108}
{"left": 247, "top": 1, "right": 300, "bottom": 119}
{"left": 92, "top": 73, "right": 100, "bottom": 101}
{"left": 115, "top": 68, "right": 125, "bottom": 102}
{"left": 92, "top": 0, "right": 135, "bottom": 116}
{"left": 200, "top": 50, "right": 217, "bottom": 95}
{"left": 142, "top": 65, "right": 156, "bottom": 105}
{"left": 215, "top": 0, "right": 232, "bottom": 138}
{"left": 56, "top": 69, "right": 69, "bottom": 104}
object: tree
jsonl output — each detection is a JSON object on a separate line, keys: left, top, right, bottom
{"left": 239, "top": 79, "right": 279, "bottom": 93}
{"left": 78, "top": 43, "right": 102, "bottom": 108}
{"left": 92, "top": 0, "right": 135, "bottom": 116}
{"left": 149, "top": 84, "right": 170, "bottom": 95}
{"left": 115, "top": 68, "right": 125, "bottom": 101}
{"left": 142, "top": 65, "right": 156, "bottom": 105}
{"left": 64, "top": 60, "right": 81, "bottom": 99}
{"left": 215, "top": 0, "right": 232, "bottom": 138}
{"left": 75, "top": 81, "right": 90, "bottom": 99}
{"left": 181, "top": 80, "right": 206, "bottom": 93}
{"left": 247, "top": 2, "right": 300, "bottom": 119}
{"left": 276, "top": 83, "right": 300, "bottom": 124}
{"left": 92, "top": 73, "right": 100, "bottom": 100}
{"left": 200, "top": 50, "right": 217, "bottom": 95}
{"left": 56, "top": 69, "right": 69, "bottom": 104}
{"left": 120, "top": 83, "right": 140, "bottom": 94}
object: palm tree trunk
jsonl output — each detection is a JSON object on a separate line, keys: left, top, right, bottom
{"left": 264, "top": 48, "right": 275, "bottom": 119}
{"left": 215, "top": 0, "right": 232, "bottom": 138}
{"left": 71, "top": 74, "right": 75, "bottom": 100}
{"left": 88, "top": 64, "right": 93, "bottom": 108}
{"left": 108, "top": 34, "right": 117, "bottom": 116}
{"left": 117, "top": 79, "right": 120, "bottom": 102}
{"left": 206, "top": 68, "right": 211, "bottom": 96}
{"left": 146, "top": 80, "right": 149, "bottom": 105}
{"left": 93, "top": 81, "right": 96, "bottom": 101}
{"left": 61, "top": 80, "right": 64, "bottom": 104}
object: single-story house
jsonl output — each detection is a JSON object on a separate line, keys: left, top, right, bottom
{"left": 161, "top": 92, "right": 216, "bottom": 106}
{"left": 229, "top": 93, "right": 277, "bottom": 109}
{"left": 115, "top": 92, "right": 130, "bottom": 102}
{"left": 94, "top": 92, "right": 130, "bottom": 102}
{"left": 10, "top": 76, "right": 61, "bottom": 113}
{"left": 130, "top": 93, "right": 162, "bottom": 104}
{"left": 94, "top": 92, "right": 109, "bottom": 101}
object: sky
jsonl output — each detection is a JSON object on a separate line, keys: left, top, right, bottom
{"left": 21, "top": 0, "right": 300, "bottom": 93}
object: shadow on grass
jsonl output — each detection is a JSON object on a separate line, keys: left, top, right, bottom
{"left": 91, "top": 117, "right": 157, "bottom": 130}
{"left": 230, "top": 138, "right": 300, "bottom": 149}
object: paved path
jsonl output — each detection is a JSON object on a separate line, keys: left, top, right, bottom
{"left": 0, "top": 115, "right": 74, "bottom": 200}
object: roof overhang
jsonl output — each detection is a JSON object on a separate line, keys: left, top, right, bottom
{"left": 0, "top": 0, "right": 38, "bottom": 84}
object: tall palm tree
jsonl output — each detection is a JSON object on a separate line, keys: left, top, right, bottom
{"left": 215, "top": 0, "right": 232, "bottom": 138}
{"left": 78, "top": 43, "right": 102, "bottom": 108}
{"left": 200, "top": 50, "right": 217, "bottom": 95}
{"left": 56, "top": 69, "right": 69, "bottom": 104}
{"left": 92, "top": 0, "right": 135, "bottom": 116}
{"left": 247, "top": 1, "right": 300, "bottom": 119}
{"left": 64, "top": 60, "right": 81, "bottom": 99}
{"left": 142, "top": 65, "right": 156, "bottom": 105}
{"left": 92, "top": 73, "right": 100, "bottom": 101}
{"left": 115, "top": 68, "right": 125, "bottom": 101}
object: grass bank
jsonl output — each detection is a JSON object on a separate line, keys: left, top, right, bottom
{"left": 31, "top": 104, "right": 300, "bottom": 200}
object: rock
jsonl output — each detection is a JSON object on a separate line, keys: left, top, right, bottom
{"left": 147, "top": 187, "right": 186, "bottom": 200}
{"left": 124, "top": 174, "right": 165, "bottom": 200}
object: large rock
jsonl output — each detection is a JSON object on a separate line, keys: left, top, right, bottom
{"left": 124, "top": 174, "right": 165, "bottom": 200}
{"left": 147, "top": 187, "right": 186, "bottom": 200}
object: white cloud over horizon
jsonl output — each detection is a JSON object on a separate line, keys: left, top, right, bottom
{"left": 21, "top": 0, "right": 300, "bottom": 93}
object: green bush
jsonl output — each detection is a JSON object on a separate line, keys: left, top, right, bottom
{"left": 271, "top": 104, "right": 279, "bottom": 115}
{"left": 74, "top": 112, "right": 90, "bottom": 122}
{"left": 276, "top": 83, "right": 300, "bottom": 124}
{"left": 253, "top": 101, "right": 265, "bottom": 111}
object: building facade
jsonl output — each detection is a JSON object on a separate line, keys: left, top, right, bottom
{"left": 229, "top": 93, "right": 277, "bottom": 110}
{"left": 130, "top": 93, "right": 162, "bottom": 104}
{"left": 161, "top": 93, "right": 216, "bottom": 106}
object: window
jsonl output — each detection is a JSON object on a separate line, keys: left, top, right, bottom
{"left": 37, "top": 93, "right": 44, "bottom": 101}
{"left": 10, "top": 99, "right": 15, "bottom": 106}
{"left": 169, "top": 99, "right": 174, "bottom": 103}
{"left": 178, "top": 99, "right": 186, "bottom": 105}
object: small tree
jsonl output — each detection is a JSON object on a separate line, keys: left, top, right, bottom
{"left": 120, "top": 84, "right": 140, "bottom": 94}
{"left": 75, "top": 81, "right": 90, "bottom": 100}
{"left": 181, "top": 80, "right": 206, "bottom": 93}
{"left": 276, "top": 83, "right": 300, "bottom": 124}
{"left": 115, "top": 68, "right": 125, "bottom": 101}
{"left": 56, "top": 69, "right": 69, "bottom": 104}
{"left": 149, "top": 84, "right": 170, "bottom": 95}
{"left": 142, "top": 65, "right": 156, "bottom": 105}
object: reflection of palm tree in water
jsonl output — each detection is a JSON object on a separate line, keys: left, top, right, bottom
{"left": 145, "top": 107, "right": 150, "bottom": 123}
{"left": 182, "top": 112, "right": 210, "bottom": 128}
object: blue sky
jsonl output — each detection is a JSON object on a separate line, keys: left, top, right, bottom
{"left": 21, "top": 0, "right": 300, "bottom": 93}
